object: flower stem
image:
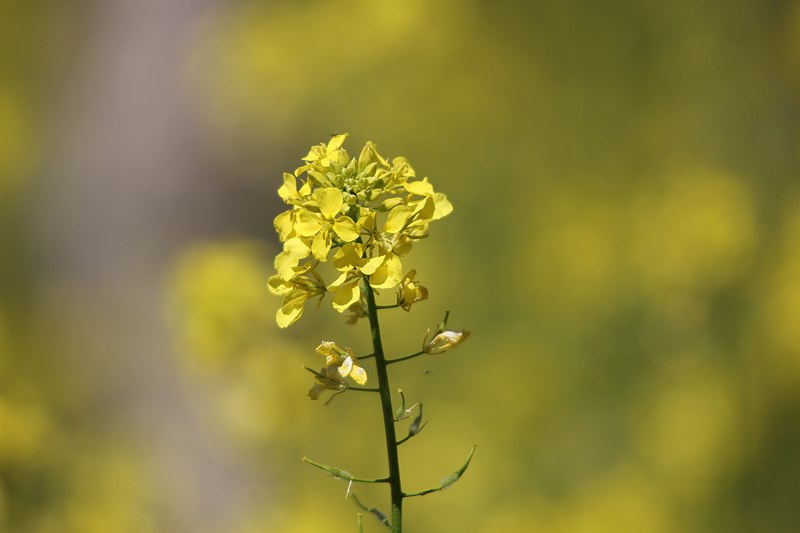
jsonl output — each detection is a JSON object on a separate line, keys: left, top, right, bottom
{"left": 386, "top": 350, "right": 426, "bottom": 365}
{"left": 363, "top": 279, "right": 403, "bottom": 532}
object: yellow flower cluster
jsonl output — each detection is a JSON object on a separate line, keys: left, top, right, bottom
{"left": 268, "top": 134, "right": 453, "bottom": 327}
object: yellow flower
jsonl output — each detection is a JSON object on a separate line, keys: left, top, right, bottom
{"left": 273, "top": 237, "right": 311, "bottom": 281}
{"left": 315, "top": 341, "right": 367, "bottom": 385}
{"left": 305, "top": 187, "right": 361, "bottom": 260}
{"left": 277, "top": 172, "right": 311, "bottom": 206}
{"left": 267, "top": 264, "right": 326, "bottom": 328}
{"left": 296, "top": 133, "right": 349, "bottom": 177}
{"left": 396, "top": 270, "right": 428, "bottom": 311}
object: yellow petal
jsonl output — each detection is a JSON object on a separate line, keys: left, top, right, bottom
{"left": 276, "top": 290, "right": 307, "bottom": 328}
{"left": 267, "top": 274, "right": 292, "bottom": 295}
{"left": 294, "top": 209, "right": 322, "bottom": 237}
{"left": 432, "top": 192, "right": 453, "bottom": 220}
{"left": 393, "top": 235, "right": 413, "bottom": 255}
{"left": 403, "top": 179, "right": 434, "bottom": 196}
{"left": 327, "top": 133, "right": 348, "bottom": 152}
{"left": 357, "top": 141, "right": 388, "bottom": 169}
{"left": 357, "top": 211, "right": 376, "bottom": 232}
{"left": 302, "top": 144, "right": 325, "bottom": 163}
{"left": 383, "top": 205, "right": 415, "bottom": 233}
{"left": 379, "top": 197, "right": 404, "bottom": 211}
{"left": 274, "top": 210, "right": 293, "bottom": 241}
{"left": 316, "top": 341, "right": 338, "bottom": 357}
{"left": 410, "top": 196, "right": 435, "bottom": 220}
{"left": 392, "top": 157, "right": 415, "bottom": 178}
{"left": 358, "top": 256, "right": 384, "bottom": 275}
{"left": 311, "top": 231, "right": 332, "bottom": 261}
{"left": 274, "top": 238, "right": 310, "bottom": 280}
{"left": 350, "top": 364, "right": 367, "bottom": 385}
{"left": 313, "top": 187, "right": 344, "bottom": 220}
{"left": 278, "top": 173, "right": 298, "bottom": 202}
{"left": 332, "top": 280, "right": 361, "bottom": 312}
{"left": 327, "top": 270, "right": 350, "bottom": 290}
{"left": 357, "top": 143, "right": 374, "bottom": 170}
{"left": 333, "top": 243, "right": 364, "bottom": 271}
{"left": 283, "top": 237, "right": 310, "bottom": 258}
{"left": 332, "top": 216, "right": 360, "bottom": 242}
{"left": 370, "top": 254, "right": 403, "bottom": 289}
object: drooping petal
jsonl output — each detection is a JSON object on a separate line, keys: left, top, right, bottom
{"left": 276, "top": 290, "right": 308, "bottom": 328}
{"left": 331, "top": 279, "right": 361, "bottom": 312}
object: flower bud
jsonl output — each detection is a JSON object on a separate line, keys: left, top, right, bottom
{"left": 407, "top": 404, "right": 426, "bottom": 436}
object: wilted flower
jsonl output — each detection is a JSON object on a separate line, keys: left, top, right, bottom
{"left": 345, "top": 293, "right": 368, "bottom": 324}
{"left": 307, "top": 365, "right": 348, "bottom": 400}
{"left": 420, "top": 311, "right": 470, "bottom": 354}
{"left": 423, "top": 329, "right": 470, "bottom": 354}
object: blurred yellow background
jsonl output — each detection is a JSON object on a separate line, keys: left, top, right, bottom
{"left": 2, "top": 0, "right": 800, "bottom": 531}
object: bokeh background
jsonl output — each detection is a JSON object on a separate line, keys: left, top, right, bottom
{"left": 3, "top": 0, "right": 800, "bottom": 531}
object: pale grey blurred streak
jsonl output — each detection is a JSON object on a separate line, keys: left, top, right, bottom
{"left": 35, "top": 0, "right": 270, "bottom": 529}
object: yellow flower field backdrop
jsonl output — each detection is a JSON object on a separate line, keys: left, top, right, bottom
{"left": 2, "top": 0, "right": 800, "bottom": 531}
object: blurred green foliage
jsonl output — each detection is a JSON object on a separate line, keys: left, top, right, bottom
{"left": 3, "top": 0, "right": 800, "bottom": 532}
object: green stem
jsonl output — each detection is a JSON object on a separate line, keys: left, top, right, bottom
{"left": 386, "top": 350, "right": 426, "bottom": 365}
{"left": 363, "top": 279, "right": 403, "bottom": 532}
